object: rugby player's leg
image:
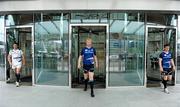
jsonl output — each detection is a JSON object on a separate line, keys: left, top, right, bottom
{"left": 15, "top": 66, "right": 21, "bottom": 87}
{"left": 83, "top": 72, "right": 89, "bottom": 91}
{"left": 89, "top": 71, "right": 95, "bottom": 97}
{"left": 162, "top": 75, "right": 168, "bottom": 89}
{"left": 167, "top": 74, "right": 172, "bottom": 81}
{"left": 162, "top": 75, "right": 170, "bottom": 94}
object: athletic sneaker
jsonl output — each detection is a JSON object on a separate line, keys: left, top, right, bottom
{"left": 91, "top": 91, "right": 95, "bottom": 97}
{"left": 91, "top": 93, "right": 95, "bottom": 97}
{"left": 84, "top": 87, "right": 87, "bottom": 91}
{"left": 16, "top": 82, "right": 20, "bottom": 87}
{"left": 164, "top": 88, "right": 170, "bottom": 94}
{"left": 160, "top": 82, "right": 164, "bottom": 89}
{"left": 6, "top": 78, "right": 10, "bottom": 83}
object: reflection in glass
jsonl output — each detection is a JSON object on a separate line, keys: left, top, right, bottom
{"left": 5, "top": 14, "right": 33, "bottom": 26}
{"left": 34, "top": 13, "right": 69, "bottom": 86}
{"left": 71, "top": 12, "right": 108, "bottom": 23}
{"left": 147, "top": 13, "right": 177, "bottom": 26}
{"left": 109, "top": 13, "right": 145, "bottom": 86}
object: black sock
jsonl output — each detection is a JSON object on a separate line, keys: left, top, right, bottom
{"left": 7, "top": 67, "right": 10, "bottom": 79}
{"left": 89, "top": 80, "right": 94, "bottom": 94}
{"left": 15, "top": 73, "right": 20, "bottom": 82}
{"left": 162, "top": 80, "right": 167, "bottom": 89}
{"left": 84, "top": 79, "right": 88, "bottom": 90}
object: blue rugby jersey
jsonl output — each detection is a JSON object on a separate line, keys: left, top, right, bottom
{"left": 81, "top": 47, "right": 96, "bottom": 65}
{"left": 159, "top": 51, "right": 172, "bottom": 68}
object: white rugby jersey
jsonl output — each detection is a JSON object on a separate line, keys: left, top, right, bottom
{"left": 9, "top": 49, "right": 23, "bottom": 66}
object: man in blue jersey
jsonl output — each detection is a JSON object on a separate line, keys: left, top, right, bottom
{"left": 78, "top": 38, "right": 98, "bottom": 97}
{"left": 159, "top": 44, "right": 175, "bottom": 94}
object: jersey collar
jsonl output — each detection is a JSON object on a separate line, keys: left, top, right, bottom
{"left": 163, "top": 51, "right": 169, "bottom": 54}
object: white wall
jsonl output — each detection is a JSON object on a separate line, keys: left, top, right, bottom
{"left": 0, "top": 0, "right": 180, "bottom": 11}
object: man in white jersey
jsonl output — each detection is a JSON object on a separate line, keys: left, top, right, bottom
{"left": 8, "top": 42, "right": 25, "bottom": 87}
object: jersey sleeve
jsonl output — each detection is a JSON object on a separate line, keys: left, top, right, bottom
{"left": 20, "top": 50, "right": 23, "bottom": 55}
{"left": 80, "top": 48, "right": 84, "bottom": 56}
{"left": 93, "top": 48, "right": 96, "bottom": 55}
{"left": 159, "top": 52, "right": 163, "bottom": 59}
{"left": 9, "top": 50, "right": 12, "bottom": 56}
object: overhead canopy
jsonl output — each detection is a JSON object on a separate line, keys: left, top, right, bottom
{"left": 0, "top": 0, "right": 180, "bottom": 12}
{"left": 33, "top": 20, "right": 144, "bottom": 35}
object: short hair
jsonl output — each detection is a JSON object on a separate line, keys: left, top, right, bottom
{"left": 164, "top": 44, "right": 170, "bottom": 48}
{"left": 13, "top": 42, "right": 18, "bottom": 46}
{"left": 86, "top": 38, "right": 92, "bottom": 42}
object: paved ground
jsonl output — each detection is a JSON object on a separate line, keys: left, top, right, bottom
{"left": 0, "top": 82, "right": 180, "bottom": 107}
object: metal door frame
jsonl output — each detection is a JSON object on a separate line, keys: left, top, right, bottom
{"left": 5, "top": 25, "right": 35, "bottom": 85}
{"left": 69, "top": 23, "right": 109, "bottom": 88}
{"left": 145, "top": 25, "right": 177, "bottom": 86}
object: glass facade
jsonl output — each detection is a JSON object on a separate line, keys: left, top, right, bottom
{"left": 0, "top": 12, "right": 179, "bottom": 87}
{"left": 0, "top": 16, "right": 5, "bottom": 81}
{"left": 147, "top": 13, "right": 177, "bottom": 26}
{"left": 70, "top": 12, "right": 108, "bottom": 23}
{"left": 146, "top": 14, "right": 178, "bottom": 87}
{"left": 6, "top": 27, "right": 33, "bottom": 84}
{"left": 177, "top": 16, "right": 180, "bottom": 84}
{"left": 4, "top": 14, "right": 34, "bottom": 84}
{"left": 71, "top": 25, "right": 106, "bottom": 88}
{"left": 5, "top": 14, "right": 33, "bottom": 26}
{"left": 109, "top": 13, "right": 145, "bottom": 86}
{"left": 146, "top": 27, "right": 176, "bottom": 87}
{"left": 34, "top": 13, "right": 69, "bottom": 86}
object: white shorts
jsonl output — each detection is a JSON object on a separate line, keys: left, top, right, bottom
{"left": 12, "top": 64, "right": 22, "bottom": 69}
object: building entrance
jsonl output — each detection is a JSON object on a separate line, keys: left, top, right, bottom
{"left": 70, "top": 25, "right": 107, "bottom": 88}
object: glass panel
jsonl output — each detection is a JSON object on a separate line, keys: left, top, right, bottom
{"left": 146, "top": 28, "right": 176, "bottom": 87}
{"left": 71, "top": 12, "right": 108, "bottom": 23}
{"left": 147, "top": 13, "right": 177, "bottom": 26}
{"left": 5, "top": 14, "right": 33, "bottom": 26}
{"left": 177, "top": 16, "right": 180, "bottom": 84}
{"left": 109, "top": 13, "right": 145, "bottom": 86}
{"left": 71, "top": 26, "right": 106, "bottom": 88}
{"left": 0, "top": 16, "right": 5, "bottom": 81}
{"left": 34, "top": 13, "right": 69, "bottom": 86}
{"left": 6, "top": 27, "right": 32, "bottom": 85}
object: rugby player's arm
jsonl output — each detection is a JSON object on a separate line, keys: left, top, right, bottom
{"left": 22, "top": 53, "right": 26, "bottom": 65}
{"left": 171, "top": 59, "right": 176, "bottom": 71}
{"left": 8, "top": 54, "right": 12, "bottom": 65}
{"left": 78, "top": 55, "right": 82, "bottom": 69}
{"left": 159, "top": 58, "right": 163, "bottom": 73}
{"left": 94, "top": 55, "right": 98, "bottom": 68}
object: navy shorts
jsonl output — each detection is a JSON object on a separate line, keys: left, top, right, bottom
{"left": 162, "top": 68, "right": 172, "bottom": 75}
{"left": 83, "top": 64, "right": 94, "bottom": 73}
